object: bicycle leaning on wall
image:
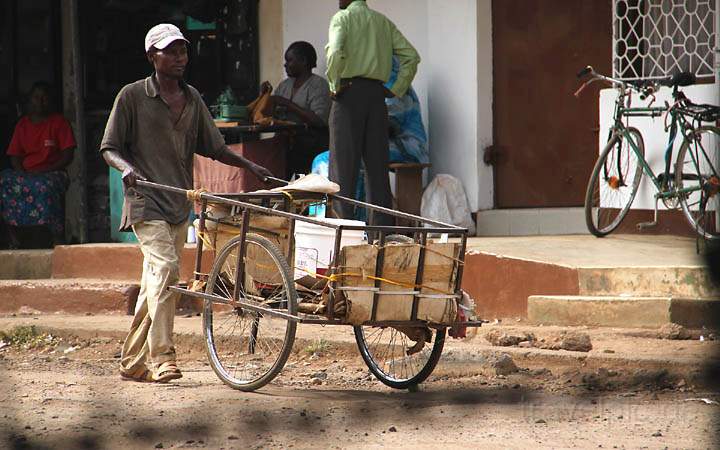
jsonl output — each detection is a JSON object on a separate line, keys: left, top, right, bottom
{"left": 575, "top": 66, "right": 720, "bottom": 240}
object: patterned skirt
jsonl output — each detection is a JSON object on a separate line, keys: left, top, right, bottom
{"left": 0, "top": 169, "right": 67, "bottom": 235}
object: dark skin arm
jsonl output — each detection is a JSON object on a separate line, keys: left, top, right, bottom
{"left": 101, "top": 147, "right": 273, "bottom": 188}
{"left": 101, "top": 149, "right": 146, "bottom": 187}
{"left": 38, "top": 148, "right": 75, "bottom": 173}
{"left": 270, "top": 95, "right": 326, "bottom": 128}
{"left": 11, "top": 148, "right": 75, "bottom": 173}
{"left": 215, "top": 146, "right": 274, "bottom": 181}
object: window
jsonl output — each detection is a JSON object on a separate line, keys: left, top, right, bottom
{"left": 613, "top": 0, "right": 716, "bottom": 80}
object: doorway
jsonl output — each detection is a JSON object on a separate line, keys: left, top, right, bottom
{"left": 492, "top": 0, "right": 612, "bottom": 208}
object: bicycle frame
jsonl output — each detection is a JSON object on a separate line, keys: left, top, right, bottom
{"left": 608, "top": 85, "right": 706, "bottom": 201}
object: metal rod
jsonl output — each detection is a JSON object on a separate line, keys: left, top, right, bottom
{"left": 136, "top": 180, "right": 463, "bottom": 230}
{"left": 169, "top": 287, "right": 301, "bottom": 322}
{"left": 454, "top": 232, "right": 468, "bottom": 296}
{"left": 232, "top": 208, "right": 250, "bottom": 301}
{"left": 370, "top": 231, "right": 386, "bottom": 321}
{"left": 193, "top": 199, "right": 207, "bottom": 280}
{"left": 328, "top": 192, "right": 460, "bottom": 228}
{"left": 170, "top": 287, "right": 483, "bottom": 327}
{"left": 137, "top": 180, "right": 346, "bottom": 229}
{"left": 329, "top": 225, "right": 464, "bottom": 234}
{"left": 327, "top": 226, "right": 344, "bottom": 320}
{"left": 411, "top": 233, "right": 428, "bottom": 321}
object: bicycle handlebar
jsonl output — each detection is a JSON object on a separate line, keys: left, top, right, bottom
{"left": 576, "top": 66, "right": 593, "bottom": 79}
{"left": 575, "top": 66, "right": 698, "bottom": 97}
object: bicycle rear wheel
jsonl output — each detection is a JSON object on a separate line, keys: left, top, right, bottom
{"left": 203, "top": 233, "right": 297, "bottom": 391}
{"left": 585, "top": 127, "right": 645, "bottom": 237}
{"left": 354, "top": 325, "right": 445, "bottom": 390}
{"left": 675, "top": 126, "right": 720, "bottom": 240}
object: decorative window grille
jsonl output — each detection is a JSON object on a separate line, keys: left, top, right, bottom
{"left": 613, "top": 0, "right": 716, "bottom": 80}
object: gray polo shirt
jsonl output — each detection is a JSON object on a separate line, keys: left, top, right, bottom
{"left": 101, "top": 74, "right": 224, "bottom": 231}
{"left": 274, "top": 74, "right": 331, "bottom": 125}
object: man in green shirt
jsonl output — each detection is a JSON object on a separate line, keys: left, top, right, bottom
{"left": 325, "top": 0, "right": 420, "bottom": 224}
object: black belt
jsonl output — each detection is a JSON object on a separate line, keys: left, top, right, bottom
{"left": 340, "top": 77, "right": 383, "bottom": 84}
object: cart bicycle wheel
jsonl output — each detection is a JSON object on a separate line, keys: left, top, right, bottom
{"left": 354, "top": 325, "right": 445, "bottom": 389}
{"left": 675, "top": 126, "right": 720, "bottom": 240}
{"left": 585, "top": 127, "right": 645, "bottom": 237}
{"left": 203, "top": 233, "right": 297, "bottom": 391}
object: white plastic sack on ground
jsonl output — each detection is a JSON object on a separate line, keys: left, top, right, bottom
{"left": 421, "top": 174, "right": 476, "bottom": 235}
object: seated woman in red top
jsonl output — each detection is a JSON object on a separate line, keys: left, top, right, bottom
{"left": 1, "top": 82, "right": 76, "bottom": 247}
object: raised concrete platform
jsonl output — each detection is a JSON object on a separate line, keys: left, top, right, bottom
{"left": 0, "top": 279, "right": 133, "bottom": 314}
{"left": 528, "top": 295, "right": 720, "bottom": 328}
{"left": 0, "top": 250, "right": 52, "bottom": 280}
{"left": 1, "top": 235, "right": 717, "bottom": 327}
{"left": 51, "top": 243, "right": 212, "bottom": 281}
{"left": 460, "top": 234, "right": 718, "bottom": 326}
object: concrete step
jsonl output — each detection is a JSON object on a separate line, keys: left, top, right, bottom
{"left": 528, "top": 295, "right": 720, "bottom": 328}
{"left": 0, "top": 250, "right": 53, "bottom": 280}
{"left": 461, "top": 235, "right": 714, "bottom": 318}
{"left": 51, "top": 244, "right": 212, "bottom": 281}
{"left": 578, "top": 266, "right": 718, "bottom": 298}
{"left": 0, "top": 279, "right": 136, "bottom": 315}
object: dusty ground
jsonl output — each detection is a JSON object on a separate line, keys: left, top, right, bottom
{"left": 1, "top": 318, "right": 720, "bottom": 449}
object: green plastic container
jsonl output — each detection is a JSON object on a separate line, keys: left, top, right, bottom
{"left": 220, "top": 104, "right": 248, "bottom": 120}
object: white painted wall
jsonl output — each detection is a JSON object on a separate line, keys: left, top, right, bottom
{"left": 281, "top": 0, "right": 429, "bottom": 124}
{"left": 598, "top": 83, "right": 719, "bottom": 210}
{"left": 281, "top": 0, "right": 491, "bottom": 211}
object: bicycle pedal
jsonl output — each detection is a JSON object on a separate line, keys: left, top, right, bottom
{"left": 637, "top": 221, "right": 658, "bottom": 230}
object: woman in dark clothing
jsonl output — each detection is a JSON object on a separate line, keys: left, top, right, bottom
{"left": 261, "top": 41, "right": 330, "bottom": 179}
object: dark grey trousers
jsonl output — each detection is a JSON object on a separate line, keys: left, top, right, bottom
{"left": 329, "top": 78, "right": 393, "bottom": 226}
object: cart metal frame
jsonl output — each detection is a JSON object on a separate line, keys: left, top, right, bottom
{"left": 137, "top": 179, "right": 482, "bottom": 391}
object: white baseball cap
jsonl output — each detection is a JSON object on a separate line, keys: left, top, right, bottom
{"left": 144, "top": 23, "right": 188, "bottom": 53}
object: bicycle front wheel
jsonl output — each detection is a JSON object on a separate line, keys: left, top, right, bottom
{"left": 585, "top": 127, "right": 645, "bottom": 237}
{"left": 203, "top": 233, "right": 297, "bottom": 391}
{"left": 354, "top": 325, "right": 445, "bottom": 390}
{"left": 675, "top": 126, "right": 720, "bottom": 240}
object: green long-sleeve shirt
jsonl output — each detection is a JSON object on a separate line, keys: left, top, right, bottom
{"left": 325, "top": 0, "right": 420, "bottom": 98}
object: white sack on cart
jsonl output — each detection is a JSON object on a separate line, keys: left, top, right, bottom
{"left": 253, "top": 173, "right": 340, "bottom": 194}
{"left": 420, "top": 174, "right": 476, "bottom": 235}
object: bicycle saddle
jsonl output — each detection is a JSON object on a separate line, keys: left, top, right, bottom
{"left": 661, "top": 72, "right": 696, "bottom": 88}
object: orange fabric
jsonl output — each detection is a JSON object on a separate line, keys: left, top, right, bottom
{"left": 246, "top": 92, "right": 296, "bottom": 127}
{"left": 193, "top": 135, "right": 287, "bottom": 208}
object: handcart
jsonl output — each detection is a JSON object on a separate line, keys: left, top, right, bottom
{"left": 137, "top": 178, "right": 483, "bottom": 391}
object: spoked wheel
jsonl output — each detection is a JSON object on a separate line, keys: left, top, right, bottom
{"left": 354, "top": 325, "right": 445, "bottom": 389}
{"left": 675, "top": 126, "right": 720, "bottom": 240}
{"left": 585, "top": 127, "right": 645, "bottom": 237}
{"left": 203, "top": 233, "right": 297, "bottom": 391}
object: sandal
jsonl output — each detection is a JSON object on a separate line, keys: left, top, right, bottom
{"left": 120, "top": 367, "right": 153, "bottom": 383}
{"left": 153, "top": 361, "right": 183, "bottom": 383}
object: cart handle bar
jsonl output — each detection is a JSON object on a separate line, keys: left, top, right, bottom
{"left": 135, "top": 179, "right": 466, "bottom": 231}
{"left": 266, "top": 177, "right": 463, "bottom": 230}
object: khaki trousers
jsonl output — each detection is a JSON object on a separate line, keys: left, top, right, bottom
{"left": 120, "top": 220, "right": 187, "bottom": 374}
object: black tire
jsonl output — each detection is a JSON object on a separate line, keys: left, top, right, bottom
{"left": 585, "top": 127, "right": 645, "bottom": 237}
{"left": 675, "top": 126, "right": 720, "bottom": 240}
{"left": 354, "top": 325, "right": 445, "bottom": 390}
{"left": 203, "top": 233, "right": 297, "bottom": 391}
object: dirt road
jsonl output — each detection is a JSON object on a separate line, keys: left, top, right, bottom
{"left": 1, "top": 328, "right": 718, "bottom": 449}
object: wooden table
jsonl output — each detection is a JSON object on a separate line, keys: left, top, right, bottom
{"left": 389, "top": 162, "right": 431, "bottom": 225}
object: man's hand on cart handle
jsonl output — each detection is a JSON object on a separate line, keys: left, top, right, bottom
{"left": 121, "top": 166, "right": 147, "bottom": 188}
{"left": 245, "top": 161, "right": 274, "bottom": 184}
{"left": 265, "top": 176, "right": 289, "bottom": 186}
